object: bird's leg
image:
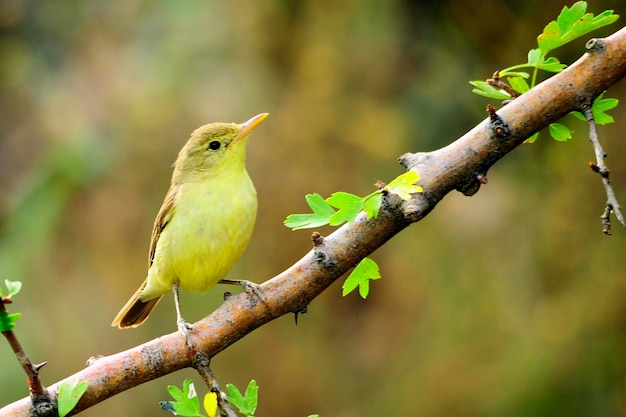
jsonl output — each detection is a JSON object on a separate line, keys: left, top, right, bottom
{"left": 218, "top": 279, "right": 266, "bottom": 303}
{"left": 172, "top": 282, "right": 194, "bottom": 347}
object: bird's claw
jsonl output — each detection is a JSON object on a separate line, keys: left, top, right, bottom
{"left": 239, "top": 280, "right": 267, "bottom": 304}
{"left": 177, "top": 319, "right": 195, "bottom": 348}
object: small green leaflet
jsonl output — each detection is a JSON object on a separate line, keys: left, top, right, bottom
{"left": 526, "top": 50, "right": 566, "bottom": 73}
{"left": 537, "top": 2, "right": 619, "bottom": 55}
{"left": 362, "top": 192, "right": 383, "bottom": 219}
{"left": 160, "top": 379, "right": 204, "bottom": 417}
{"left": 572, "top": 93, "right": 619, "bottom": 125}
{"left": 284, "top": 172, "right": 422, "bottom": 230}
{"left": 0, "top": 311, "right": 20, "bottom": 332}
{"left": 469, "top": 81, "right": 511, "bottom": 100}
{"left": 342, "top": 257, "right": 381, "bottom": 298}
{"left": 525, "top": 132, "right": 540, "bottom": 144}
{"left": 226, "top": 380, "right": 258, "bottom": 417}
{"left": 0, "top": 279, "right": 22, "bottom": 298}
{"left": 385, "top": 172, "right": 422, "bottom": 200}
{"left": 57, "top": 379, "right": 88, "bottom": 417}
{"left": 508, "top": 77, "right": 530, "bottom": 94}
{"left": 549, "top": 123, "right": 573, "bottom": 141}
{"left": 327, "top": 192, "right": 365, "bottom": 226}
{"left": 284, "top": 193, "right": 336, "bottom": 230}
{"left": 0, "top": 280, "right": 22, "bottom": 332}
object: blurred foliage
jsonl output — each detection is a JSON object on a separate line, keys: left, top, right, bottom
{"left": 0, "top": 1, "right": 625, "bottom": 416}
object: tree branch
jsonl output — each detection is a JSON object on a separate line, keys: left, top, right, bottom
{"left": 2, "top": 26, "right": 626, "bottom": 417}
{"left": 0, "top": 297, "right": 55, "bottom": 417}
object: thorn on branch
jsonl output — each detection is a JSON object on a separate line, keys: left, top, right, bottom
{"left": 294, "top": 305, "right": 308, "bottom": 325}
{"left": 32, "top": 361, "right": 48, "bottom": 374}
{"left": 486, "top": 104, "right": 510, "bottom": 139}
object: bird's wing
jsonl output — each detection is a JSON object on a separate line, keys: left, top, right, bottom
{"left": 148, "top": 185, "right": 178, "bottom": 267}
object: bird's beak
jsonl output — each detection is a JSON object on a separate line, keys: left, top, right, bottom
{"left": 235, "top": 113, "right": 269, "bottom": 142}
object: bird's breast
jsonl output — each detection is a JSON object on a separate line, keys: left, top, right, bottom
{"left": 147, "top": 172, "right": 258, "bottom": 295}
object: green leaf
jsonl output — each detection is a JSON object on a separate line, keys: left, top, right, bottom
{"left": 342, "top": 257, "right": 381, "bottom": 298}
{"left": 57, "top": 379, "right": 88, "bottom": 417}
{"left": 549, "top": 123, "right": 573, "bottom": 141}
{"left": 0, "top": 310, "right": 20, "bottom": 332}
{"left": 469, "top": 80, "right": 511, "bottom": 100}
{"left": 525, "top": 132, "right": 540, "bottom": 144}
{"left": 527, "top": 48, "right": 542, "bottom": 66}
{"left": 362, "top": 192, "right": 383, "bottom": 219}
{"left": 5, "top": 280, "right": 22, "bottom": 298}
{"left": 591, "top": 95, "right": 619, "bottom": 125}
{"left": 537, "top": 2, "right": 619, "bottom": 54}
{"left": 536, "top": 56, "right": 566, "bottom": 73}
{"left": 326, "top": 192, "right": 365, "bottom": 226}
{"left": 284, "top": 193, "right": 336, "bottom": 230}
{"left": 226, "top": 380, "right": 258, "bottom": 417}
{"left": 385, "top": 172, "right": 422, "bottom": 201}
{"left": 571, "top": 93, "right": 619, "bottom": 125}
{"left": 160, "top": 380, "right": 204, "bottom": 417}
{"left": 508, "top": 76, "right": 530, "bottom": 94}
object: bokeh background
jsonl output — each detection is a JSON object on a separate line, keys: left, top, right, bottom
{"left": 1, "top": 1, "right": 625, "bottom": 416}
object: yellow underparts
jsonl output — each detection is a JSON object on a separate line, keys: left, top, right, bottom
{"left": 140, "top": 170, "right": 257, "bottom": 301}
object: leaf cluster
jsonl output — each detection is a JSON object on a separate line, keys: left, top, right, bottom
{"left": 284, "top": 172, "right": 422, "bottom": 298}
{"left": 470, "top": 1, "right": 619, "bottom": 142}
{"left": 284, "top": 172, "right": 421, "bottom": 231}
{"left": 161, "top": 379, "right": 259, "bottom": 417}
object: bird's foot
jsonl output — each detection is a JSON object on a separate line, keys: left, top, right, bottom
{"left": 239, "top": 280, "right": 266, "bottom": 303}
{"left": 219, "top": 279, "right": 267, "bottom": 304}
{"left": 177, "top": 318, "right": 195, "bottom": 348}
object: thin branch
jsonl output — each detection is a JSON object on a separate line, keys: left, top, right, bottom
{"left": 0, "top": 298, "right": 55, "bottom": 417}
{"left": 580, "top": 98, "right": 626, "bottom": 234}
{"left": 193, "top": 352, "right": 237, "bottom": 417}
{"left": 2, "top": 27, "right": 626, "bottom": 417}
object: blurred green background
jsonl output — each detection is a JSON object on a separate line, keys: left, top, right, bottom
{"left": 1, "top": 1, "right": 625, "bottom": 416}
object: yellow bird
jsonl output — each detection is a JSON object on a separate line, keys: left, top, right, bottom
{"left": 112, "top": 113, "right": 268, "bottom": 343}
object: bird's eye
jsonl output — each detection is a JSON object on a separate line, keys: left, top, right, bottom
{"left": 207, "top": 140, "right": 221, "bottom": 151}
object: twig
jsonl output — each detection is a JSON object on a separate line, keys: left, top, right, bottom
{"left": 487, "top": 72, "right": 521, "bottom": 98}
{"left": 580, "top": 101, "right": 626, "bottom": 234}
{"left": 193, "top": 352, "right": 237, "bottom": 417}
{"left": 0, "top": 297, "right": 55, "bottom": 417}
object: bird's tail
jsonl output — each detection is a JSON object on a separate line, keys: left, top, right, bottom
{"left": 111, "top": 279, "right": 163, "bottom": 328}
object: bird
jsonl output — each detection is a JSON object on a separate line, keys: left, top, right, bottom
{"left": 112, "top": 113, "right": 269, "bottom": 345}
